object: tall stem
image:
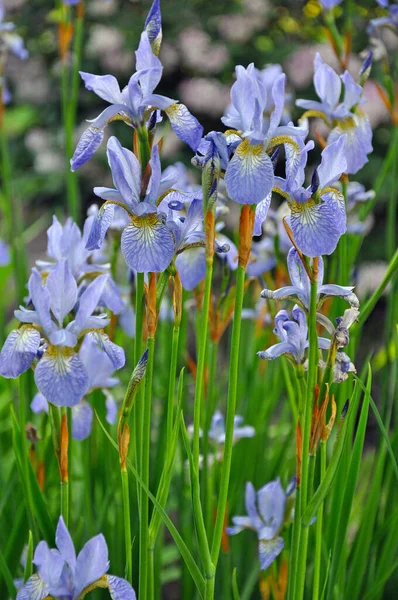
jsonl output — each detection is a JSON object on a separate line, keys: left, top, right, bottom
{"left": 291, "top": 268, "right": 319, "bottom": 600}
{"left": 60, "top": 407, "right": 69, "bottom": 527}
{"left": 166, "top": 322, "right": 180, "bottom": 447}
{"left": 121, "top": 467, "right": 132, "bottom": 583}
{"left": 386, "top": 127, "right": 398, "bottom": 261}
{"left": 313, "top": 441, "right": 327, "bottom": 600}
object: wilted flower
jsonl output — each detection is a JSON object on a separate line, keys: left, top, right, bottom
{"left": 257, "top": 305, "right": 330, "bottom": 364}
{"left": 17, "top": 516, "right": 136, "bottom": 599}
{"left": 296, "top": 53, "right": 373, "bottom": 174}
{"left": 70, "top": 0, "right": 202, "bottom": 170}
{"left": 227, "top": 479, "right": 294, "bottom": 571}
{"left": 260, "top": 247, "right": 359, "bottom": 309}
{"left": 0, "top": 261, "right": 125, "bottom": 406}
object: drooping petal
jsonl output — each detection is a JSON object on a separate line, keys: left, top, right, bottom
{"left": 0, "top": 327, "right": 40, "bottom": 378}
{"left": 74, "top": 534, "right": 110, "bottom": 599}
{"left": 72, "top": 401, "right": 94, "bottom": 440}
{"left": 289, "top": 191, "right": 346, "bottom": 257}
{"left": 318, "top": 284, "right": 359, "bottom": 306}
{"left": 86, "top": 203, "right": 115, "bottom": 251}
{"left": 84, "top": 331, "right": 126, "bottom": 370}
{"left": 56, "top": 516, "right": 76, "bottom": 571}
{"left": 226, "top": 516, "right": 255, "bottom": 536}
{"left": 176, "top": 247, "right": 206, "bottom": 291}
{"left": 79, "top": 72, "right": 123, "bottom": 105}
{"left": 70, "top": 126, "right": 105, "bottom": 171}
{"left": 46, "top": 260, "right": 77, "bottom": 325}
{"left": 257, "top": 478, "right": 286, "bottom": 539}
{"left": 16, "top": 574, "right": 49, "bottom": 600}
{"left": 258, "top": 537, "right": 284, "bottom": 571}
{"left": 121, "top": 214, "right": 174, "bottom": 273}
{"left": 257, "top": 341, "right": 297, "bottom": 360}
{"left": 244, "top": 482, "right": 263, "bottom": 533}
{"left": 108, "top": 575, "right": 137, "bottom": 600}
{"left": 107, "top": 136, "right": 141, "bottom": 205}
{"left": 225, "top": 140, "right": 274, "bottom": 205}
{"left": 253, "top": 193, "right": 272, "bottom": 236}
{"left": 165, "top": 103, "right": 204, "bottom": 151}
{"left": 34, "top": 347, "right": 89, "bottom": 407}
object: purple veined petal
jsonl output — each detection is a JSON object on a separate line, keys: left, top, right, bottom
{"left": 34, "top": 347, "right": 89, "bottom": 407}
{"left": 145, "top": 92, "right": 174, "bottom": 111}
{"left": 257, "top": 341, "right": 297, "bottom": 360}
{"left": 79, "top": 72, "right": 123, "bottom": 105}
{"left": 70, "top": 126, "right": 105, "bottom": 172}
{"left": 231, "top": 425, "right": 256, "bottom": 442}
{"left": 328, "top": 116, "right": 373, "bottom": 175}
{"left": 86, "top": 203, "right": 115, "bottom": 251}
{"left": 289, "top": 190, "right": 347, "bottom": 257}
{"left": 261, "top": 285, "right": 303, "bottom": 302}
{"left": 29, "top": 269, "right": 55, "bottom": 338}
{"left": 0, "top": 327, "right": 40, "bottom": 378}
{"left": 258, "top": 537, "right": 284, "bottom": 571}
{"left": 165, "top": 103, "right": 204, "bottom": 151}
{"left": 257, "top": 478, "right": 286, "bottom": 539}
{"left": 225, "top": 141, "right": 274, "bottom": 205}
{"left": 73, "top": 534, "right": 110, "bottom": 600}
{"left": 87, "top": 103, "right": 130, "bottom": 129}
{"left": 341, "top": 71, "right": 362, "bottom": 110}
{"left": 267, "top": 73, "right": 286, "bottom": 140}
{"left": 121, "top": 214, "right": 174, "bottom": 273}
{"left": 253, "top": 193, "right": 272, "bottom": 236}
{"left": 317, "top": 135, "right": 347, "bottom": 189}
{"left": 46, "top": 260, "right": 78, "bottom": 325}
{"left": 145, "top": 144, "right": 161, "bottom": 204}
{"left": 226, "top": 516, "right": 254, "bottom": 536}
{"left": 84, "top": 331, "right": 125, "bottom": 370}
{"left": 106, "top": 136, "right": 141, "bottom": 204}
{"left": 16, "top": 574, "right": 49, "bottom": 600}
{"left": 107, "top": 575, "right": 137, "bottom": 600}
{"left": 134, "top": 201, "right": 158, "bottom": 217}
{"left": 31, "top": 392, "right": 49, "bottom": 414}
{"left": 318, "top": 283, "right": 355, "bottom": 298}
{"left": 72, "top": 400, "right": 94, "bottom": 441}
{"left": 175, "top": 247, "right": 206, "bottom": 291}
{"left": 100, "top": 277, "right": 125, "bottom": 315}
{"left": 314, "top": 60, "right": 341, "bottom": 112}
{"left": 72, "top": 274, "right": 109, "bottom": 335}
{"left": 244, "top": 482, "right": 263, "bottom": 533}
{"left": 105, "top": 392, "right": 118, "bottom": 425}
{"left": 56, "top": 516, "right": 77, "bottom": 571}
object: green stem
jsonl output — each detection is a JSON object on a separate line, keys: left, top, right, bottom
{"left": 121, "top": 467, "right": 133, "bottom": 583}
{"left": 140, "top": 335, "right": 155, "bottom": 599}
{"left": 137, "top": 126, "right": 151, "bottom": 170}
{"left": 313, "top": 441, "right": 327, "bottom": 600}
{"left": 211, "top": 262, "right": 246, "bottom": 568}
{"left": 61, "top": 407, "right": 69, "bottom": 527}
{"left": 292, "top": 274, "right": 319, "bottom": 600}
{"left": 156, "top": 269, "right": 170, "bottom": 313}
{"left": 166, "top": 325, "right": 180, "bottom": 447}
{"left": 386, "top": 127, "right": 398, "bottom": 260}
{"left": 204, "top": 340, "right": 219, "bottom": 535}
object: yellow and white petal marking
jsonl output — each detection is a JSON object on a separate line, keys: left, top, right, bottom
{"left": 225, "top": 139, "right": 274, "bottom": 205}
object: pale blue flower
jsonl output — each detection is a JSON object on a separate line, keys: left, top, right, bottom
{"left": 0, "top": 2, "right": 28, "bottom": 60}
{"left": 208, "top": 410, "right": 255, "bottom": 444}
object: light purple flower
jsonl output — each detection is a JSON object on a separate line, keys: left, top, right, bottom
{"left": 0, "top": 262, "right": 125, "bottom": 407}
{"left": 0, "top": 3, "right": 28, "bottom": 60}
{"left": 257, "top": 305, "right": 330, "bottom": 364}
{"left": 369, "top": 1, "right": 398, "bottom": 35}
{"left": 260, "top": 247, "right": 359, "bottom": 309}
{"left": 296, "top": 53, "right": 373, "bottom": 174}
{"left": 17, "top": 516, "right": 136, "bottom": 600}
{"left": 0, "top": 238, "right": 10, "bottom": 266}
{"left": 319, "top": 0, "right": 343, "bottom": 8}
{"left": 208, "top": 410, "right": 255, "bottom": 444}
{"left": 227, "top": 479, "right": 293, "bottom": 571}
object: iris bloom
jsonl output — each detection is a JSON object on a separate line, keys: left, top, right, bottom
{"left": 369, "top": 1, "right": 398, "bottom": 35}
{"left": 0, "top": 3, "right": 28, "bottom": 60}
{"left": 269, "top": 132, "right": 348, "bottom": 257}
{"left": 260, "top": 247, "right": 359, "bottom": 309}
{"left": 70, "top": 0, "right": 202, "bottom": 170}
{"left": 220, "top": 63, "right": 306, "bottom": 205}
{"left": 227, "top": 479, "right": 294, "bottom": 571}
{"left": 0, "top": 260, "right": 125, "bottom": 407}
{"left": 208, "top": 410, "right": 255, "bottom": 444}
{"left": 37, "top": 214, "right": 124, "bottom": 315}
{"left": 86, "top": 136, "right": 188, "bottom": 273}
{"left": 296, "top": 53, "right": 373, "bottom": 174}
{"left": 17, "top": 516, "right": 136, "bottom": 599}
{"left": 257, "top": 305, "right": 330, "bottom": 364}
{"left": 31, "top": 337, "right": 119, "bottom": 440}
{"left": 319, "top": 0, "right": 343, "bottom": 8}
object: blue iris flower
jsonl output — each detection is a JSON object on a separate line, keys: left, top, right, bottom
{"left": 369, "top": 1, "right": 398, "bottom": 34}
{"left": 227, "top": 478, "right": 294, "bottom": 571}
{"left": 70, "top": 1, "right": 202, "bottom": 171}
{"left": 319, "top": 0, "right": 343, "bottom": 8}
{"left": 296, "top": 53, "right": 373, "bottom": 174}
{"left": 0, "top": 261, "right": 125, "bottom": 407}
{"left": 16, "top": 516, "right": 136, "bottom": 600}
{"left": 0, "top": 2, "right": 28, "bottom": 60}
{"left": 260, "top": 247, "right": 359, "bottom": 309}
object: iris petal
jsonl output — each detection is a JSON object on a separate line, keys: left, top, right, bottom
{"left": 0, "top": 327, "right": 40, "bottom": 378}
{"left": 225, "top": 140, "right": 274, "bottom": 205}
{"left": 258, "top": 537, "right": 284, "bottom": 571}
{"left": 165, "top": 103, "right": 203, "bottom": 151}
{"left": 121, "top": 214, "right": 174, "bottom": 273}
{"left": 16, "top": 574, "right": 49, "bottom": 600}
{"left": 108, "top": 575, "right": 137, "bottom": 600}
{"left": 34, "top": 347, "right": 89, "bottom": 407}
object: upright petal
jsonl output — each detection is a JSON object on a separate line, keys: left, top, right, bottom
{"left": 70, "top": 126, "right": 105, "bottom": 171}
{"left": 79, "top": 72, "right": 123, "bottom": 105}
{"left": 0, "top": 327, "right": 40, "bottom": 378}
{"left": 258, "top": 537, "right": 284, "bottom": 571}
{"left": 317, "top": 135, "right": 347, "bottom": 189}
{"left": 135, "top": 32, "right": 163, "bottom": 95}
{"left": 34, "top": 347, "right": 89, "bottom": 407}
{"left": 225, "top": 140, "right": 274, "bottom": 205}
{"left": 257, "top": 478, "right": 286, "bottom": 539}
{"left": 108, "top": 575, "right": 137, "bottom": 600}
{"left": 314, "top": 60, "right": 341, "bottom": 112}
{"left": 72, "top": 401, "right": 94, "bottom": 440}
{"left": 266, "top": 73, "right": 286, "bottom": 140}
{"left": 145, "top": 144, "right": 161, "bottom": 204}
{"left": 56, "top": 516, "right": 77, "bottom": 571}
{"left": 328, "top": 116, "right": 372, "bottom": 175}
{"left": 29, "top": 269, "right": 55, "bottom": 338}
{"left": 165, "top": 103, "right": 204, "bottom": 151}
{"left": 72, "top": 275, "right": 109, "bottom": 335}
{"left": 244, "top": 482, "right": 263, "bottom": 533}
{"left": 107, "top": 137, "right": 141, "bottom": 205}
{"left": 74, "top": 534, "right": 109, "bottom": 599}
{"left": 145, "top": 0, "right": 162, "bottom": 55}
{"left": 341, "top": 71, "right": 362, "bottom": 110}
{"left": 46, "top": 260, "right": 78, "bottom": 325}
{"left": 121, "top": 214, "right": 174, "bottom": 273}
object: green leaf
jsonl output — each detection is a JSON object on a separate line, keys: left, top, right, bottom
{"left": 24, "top": 530, "right": 34, "bottom": 583}
{"left": 0, "top": 543, "right": 16, "bottom": 599}
{"left": 232, "top": 568, "right": 241, "bottom": 600}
